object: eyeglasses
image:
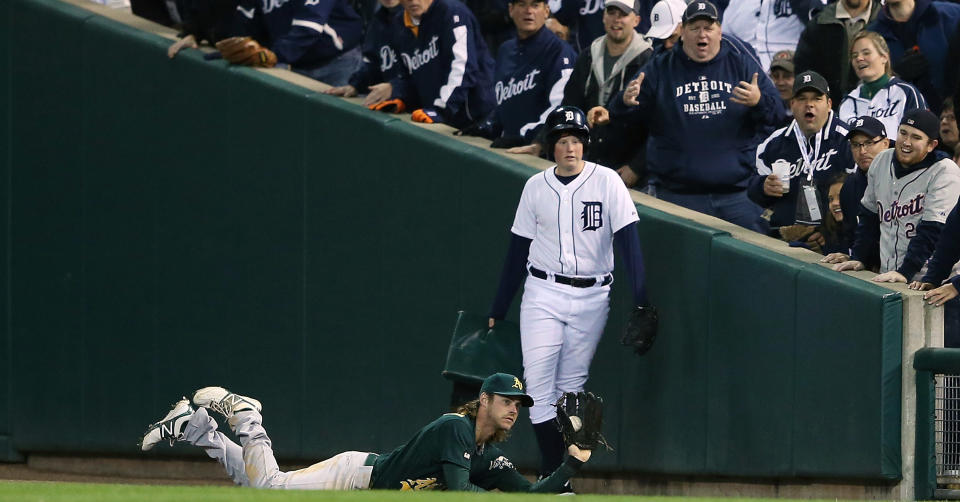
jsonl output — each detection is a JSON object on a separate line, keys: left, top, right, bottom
{"left": 850, "top": 137, "right": 886, "bottom": 151}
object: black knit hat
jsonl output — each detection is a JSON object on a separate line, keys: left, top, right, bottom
{"left": 900, "top": 109, "right": 940, "bottom": 140}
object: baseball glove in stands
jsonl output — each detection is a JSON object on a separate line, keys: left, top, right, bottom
{"left": 215, "top": 37, "right": 277, "bottom": 67}
{"left": 622, "top": 305, "right": 658, "bottom": 355}
{"left": 555, "top": 391, "right": 610, "bottom": 450}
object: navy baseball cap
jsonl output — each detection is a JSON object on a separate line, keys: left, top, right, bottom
{"left": 682, "top": 0, "right": 719, "bottom": 24}
{"left": 481, "top": 373, "right": 534, "bottom": 407}
{"left": 847, "top": 116, "right": 886, "bottom": 139}
{"left": 900, "top": 109, "right": 940, "bottom": 140}
{"left": 792, "top": 70, "right": 829, "bottom": 97}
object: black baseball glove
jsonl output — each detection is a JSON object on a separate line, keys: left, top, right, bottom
{"left": 621, "top": 305, "right": 658, "bottom": 355}
{"left": 555, "top": 391, "right": 611, "bottom": 450}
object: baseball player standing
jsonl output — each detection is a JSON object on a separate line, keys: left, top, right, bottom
{"left": 831, "top": 109, "right": 960, "bottom": 293}
{"left": 140, "top": 373, "right": 592, "bottom": 492}
{"left": 487, "top": 105, "right": 649, "bottom": 486}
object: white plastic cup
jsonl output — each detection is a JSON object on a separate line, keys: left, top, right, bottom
{"left": 771, "top": 160, "right": 791, "bottom": 193}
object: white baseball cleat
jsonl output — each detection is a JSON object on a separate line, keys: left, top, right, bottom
{"left": 192, "top": 386, "right": 262, "bottom": 419}
{"left": 140, "top": 398, "right": 194, "bottom": 451}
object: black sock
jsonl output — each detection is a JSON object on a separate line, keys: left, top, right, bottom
{"left": 531, "top": 420, "right": 565, "bottom": 476}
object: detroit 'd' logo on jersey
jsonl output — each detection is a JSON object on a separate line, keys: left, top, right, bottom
{"left": 877, "top": 193, "right": 925, "bottom": 223}
{"left": 581, "top": 202, "right": 603, "bottom": 231}
{"left": 677, "top": 77, "right": 733, "bottom": 118}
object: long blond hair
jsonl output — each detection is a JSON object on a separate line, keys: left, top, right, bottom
{"left": 850, "top": 31, "right": 893, "bottom": 79}
{"left": 457, "top": 394, "right": 510, "bottom": 444}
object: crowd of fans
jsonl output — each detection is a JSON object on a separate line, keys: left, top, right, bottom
{"left": 157, "top": 0, "right": 960, "bottom": 339}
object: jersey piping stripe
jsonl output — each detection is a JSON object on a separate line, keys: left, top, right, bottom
{"left": 291, "top": 19, "right": 344, "bottom": 50}
{"left": 434, "top": 25, "right": 468, "bottom": 109}
{"left": 570, "top": 163, "right": 599, "bottom": 275}
{"left": 542, "top": 173, "right": 565, "bottom": 273}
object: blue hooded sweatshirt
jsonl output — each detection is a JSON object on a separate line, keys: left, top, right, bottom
{"left": 608, "top": 34, "right": 786, "bottom": 193}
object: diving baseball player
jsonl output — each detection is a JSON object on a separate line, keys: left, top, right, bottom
{"left": 487, "top": 106, "right": 649, "bottom": 483}
{"left": 831, "top": 109, "right": 960, "bottom": 287}
{"left": 140, "top": 373, "right": 592, "bottom": 492}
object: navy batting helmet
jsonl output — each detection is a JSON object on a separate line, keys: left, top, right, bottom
{"left": 545, "top": 106, "right": 590, "bottom": 150}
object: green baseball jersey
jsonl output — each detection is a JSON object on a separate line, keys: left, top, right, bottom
{"left": 369, "top": 412, "right": 579, "bottom": 492}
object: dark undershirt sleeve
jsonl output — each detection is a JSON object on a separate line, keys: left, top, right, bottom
{"left": 614, "top": 221, "right": 648, "bottom": 305}
{"left": 921, "top": 206, "right": 960, "bottom": 285}
{"left": 488, "top": 233, "right": 532, "bottom": 320}
{"left": 897, "top": 221, "right": 945, "bottom": 281}
{"left": 850, "top": 204, "right": 881, "bottom": 269}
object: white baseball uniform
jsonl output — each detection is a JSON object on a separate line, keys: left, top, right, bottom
{"left": 511, "top": 162, "right": 639, "bottom": 423}
{"left": 721, "top": 0, "right": 819, "bottom": 69}
{"left": 861, "top": 149, "right": 960, "bottom": 277}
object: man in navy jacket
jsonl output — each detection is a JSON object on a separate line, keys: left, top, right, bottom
{"left": 749, "top": 71, "right": 855, "bottom": 230}
{"left": 233, "top": 0, "right": 364, "bottom": 85}
{"left": 365, "top": 0, "right": 496, "bottom": 128}
{"left": 609, "top": 0, "right": 785, "bottom": 232}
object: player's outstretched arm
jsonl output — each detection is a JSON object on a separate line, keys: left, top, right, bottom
{"left": 441, "top": 463, "right": 485, "bottom": 492}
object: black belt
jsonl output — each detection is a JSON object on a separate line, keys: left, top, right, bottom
{"left": 529, "top": 267, "right": 612, "bottom": 288}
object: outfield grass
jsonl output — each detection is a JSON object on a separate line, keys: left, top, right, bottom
{"left": 0, "top": 481, "right": 870, "bottom": 502}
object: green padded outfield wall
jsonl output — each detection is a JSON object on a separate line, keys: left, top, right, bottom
{"left": 2, "top": 0, "right": 904, "bottom": 480}
{"left": 0, "top": 0, "right": 13, "bottom": 461}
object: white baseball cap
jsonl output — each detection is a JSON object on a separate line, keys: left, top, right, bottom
{"left": 645, "top": 0, "right": 686, "bottom": 39}
{"left": 605, "top": 0, "right": 639, "bottom": 14}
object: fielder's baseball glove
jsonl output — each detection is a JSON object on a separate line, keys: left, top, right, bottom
{"left": 621, "top": 305, "right": 658, "bottom": 356}
{"left": 555, "top": 391, "right": 610, "bottom": 450}
{"left": 215, "top": 36, "right": 277, "bottom": 67}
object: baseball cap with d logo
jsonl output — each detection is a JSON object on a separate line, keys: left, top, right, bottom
{"left": 481, "top": 373, "right": 534, "bottom": 407}
{"left": 792, "top": 70, "right": 829, "bottom": 97}
{"left": 682, "top": 0, "right": 718, "bottom": 23}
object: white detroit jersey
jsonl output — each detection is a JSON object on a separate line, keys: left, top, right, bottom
{"left": 861, "top": 149, "right": 960, "bottom": 277}
{"left": 838, "top": 78, "right": 927, "bottom": 141}
{"left": 512, "top": 162, "right": 639, "bottom": 276}
{"left": 721, "top": 0, "right": 819, "bottom": 69}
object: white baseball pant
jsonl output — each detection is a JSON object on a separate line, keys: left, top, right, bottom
{"left": 520, "top": 274, "right": 610, "bottom": 424}
{"left": 183, "top": 407, "right": 374, "bottom": 490}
